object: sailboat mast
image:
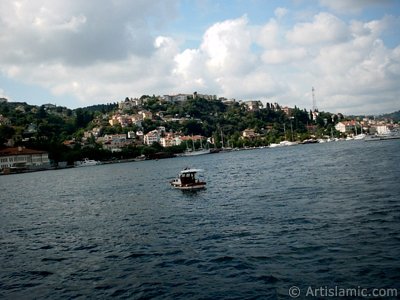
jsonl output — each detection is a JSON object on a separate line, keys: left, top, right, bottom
{"left": 283, "top": 123, "right": 286, "bottom": 140}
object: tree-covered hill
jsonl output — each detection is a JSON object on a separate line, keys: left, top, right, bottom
{"left": 380, "top": 110, "right": 400, "bottom": 122}
{"left": 1, "top": 96, "right": 397, "bottom": 164}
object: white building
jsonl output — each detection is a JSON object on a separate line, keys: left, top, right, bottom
{"left": 127, "top": 131, "right": 136, "bottom": 139}
{"left": 242, "top": 128, "right": 256, "bottom": 138}
{"left": 244, "top": 100, "right": 263, "bottom": 111}
{"left": 163, "top": 94, "right": 191, "bottom": 103}
{"left": 118, "top": 98, "right": 142, "bottom": 110}
{"left": 101, "top": 134, "right": 133, "bottom": 151}
{"left": 144, "top": 130, "right": 160, "bottom": 145}
{"left": 160, "top": 134, "right": 182, "bottom": 147}
{"left": 335, "top": 121, "right": 359, "bottom": 133}
{"left": 376, "top": 125, "right": 391, "bottom": 135}
{"left": 0, "top": 147, "right": 50, "bottom": 170}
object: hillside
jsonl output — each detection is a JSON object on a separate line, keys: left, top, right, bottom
{"left": 1, "top": 97, "right": 398, "bottom": 164}
{"left": 380, "top": 110, "right": 400, "bottom": 122}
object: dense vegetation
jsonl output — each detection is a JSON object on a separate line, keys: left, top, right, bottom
{"left": 380, "top": 110, "right": 400, "bottom": 122}
{"left": 1, "top": 97, "right": 393, "bottom": 164}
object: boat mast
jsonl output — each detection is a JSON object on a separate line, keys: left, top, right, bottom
{"left": 283, "top": 123, "right": 286, "bottom": 140}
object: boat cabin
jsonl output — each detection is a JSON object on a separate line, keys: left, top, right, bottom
{"left": 180, "top": 172, "right": 197, "bottom": 185}
{"left": 171, "top": 168, "right": 206, "bottom": 190}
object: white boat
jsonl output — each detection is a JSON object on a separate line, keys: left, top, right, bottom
{"left": 134, "top": 155, "right": 146, "bottom": 161}
{"left": 170, "top": 168, "right": 206, "bottom": 190}
{"left": 269, "top": 143, "right": 280, "bottom": 148}
{"left": 269, "top": 140, "right": 298, "bottom": 148}
{"left": 74, "top": 158, "right": 101, "bottom": 167}
{"left": 177, "top": 149, "right": 210, "bottom": 157}
{"left": 177, "top": 137, "right": 211, "bottom": 157}
{"left": 353, "top": 134, "right": 366, "bottom": 140}
{"left": 364, "top": 132, "right": 400, "bottom": 141}
{"left": 280, "top": 140, "right": 298, "bottom": 146}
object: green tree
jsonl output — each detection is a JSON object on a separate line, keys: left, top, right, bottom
{"left": 0, "top": 125, "right": 15, "bottom": 146}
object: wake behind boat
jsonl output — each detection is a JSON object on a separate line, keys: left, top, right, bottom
{"left": 170, "top": 168, "right": 206, "bottom": 190}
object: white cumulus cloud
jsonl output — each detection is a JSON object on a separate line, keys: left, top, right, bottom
{"left": 0, "top": 1, "right": 398, "bottom": 115}
{"left": 286, "top": 12, "right": 349, "bottom": 45}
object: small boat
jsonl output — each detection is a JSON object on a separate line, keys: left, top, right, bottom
{"left": 353, "top": 133, "right": 366, "bottom": 140}
{"left": 134, "top": 155, "right": 146, "bottom": 162}
{"left": 74, "top": 158, "right": 101, "bottom": 167}
{"left": 170, "top": 168, "right": 206, "bottom": 190}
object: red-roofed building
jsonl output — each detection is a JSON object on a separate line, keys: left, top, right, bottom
{"left": 0, "top": 147, "right": 50, "bottom": 171}
{"left": 335, "top": 121, "right": 360, "bottom": 133}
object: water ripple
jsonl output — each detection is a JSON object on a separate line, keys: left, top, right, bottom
{"left": 1, "top": 140, "right": 400, "bottom": 298}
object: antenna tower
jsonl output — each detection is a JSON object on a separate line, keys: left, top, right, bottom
{"left": 312, "top": 87, "right": 317, "bottom": 111}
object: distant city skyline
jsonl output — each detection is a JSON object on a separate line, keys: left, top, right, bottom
{"left": 0, "top": 0, "right": 399, "bottom": 115}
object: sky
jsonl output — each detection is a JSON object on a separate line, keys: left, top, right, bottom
{"left": 0, "top": 0, "right": 399, "bottom": 115}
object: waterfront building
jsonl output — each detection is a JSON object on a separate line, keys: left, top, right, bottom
{"left": 0, "top": 147, "right": 50, "bottom": 170}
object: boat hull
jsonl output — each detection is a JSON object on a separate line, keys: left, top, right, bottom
{"left": 177, "top": 149, "right": 210, "bottom": 157}
{"left": 171, "top": 181, "right": 206, "bottom": 190}
{"left": 74, "top": 159, "right": 100, "bottom": 167}
{"left": 172, "top": 184, "right": 206, "bottom": 190}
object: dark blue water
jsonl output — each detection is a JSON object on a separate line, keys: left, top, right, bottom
{"left": 1, "top": 140, "right": 400, "bottom": 299}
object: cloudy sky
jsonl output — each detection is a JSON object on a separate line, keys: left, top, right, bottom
{"left": 0, "top": 0, "right": 399, "bottom": 114}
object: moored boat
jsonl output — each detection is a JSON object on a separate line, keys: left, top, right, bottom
{"left": 353, "top": 133, "right": 366, "bottom": 140}
{"left": 74, "top": 158, "right": 101, "bottom": 167}
{"left": 269, "top": 140, "right": 298, "bottom": 148}
{"left": 177, "top": 149, "right": 210, "bottom": 157}
{"left": 170, "top": 168, "right": 206, "bottom": 190}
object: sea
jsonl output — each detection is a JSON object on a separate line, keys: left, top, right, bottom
{"left": 1, "top": 140, "right": 400, "bottom": 299}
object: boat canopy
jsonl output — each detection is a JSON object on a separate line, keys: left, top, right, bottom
{"left": 180, "top": 168, "right": 204, "bottom": 174}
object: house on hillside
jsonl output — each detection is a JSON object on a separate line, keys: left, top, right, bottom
{"left": 244, "top": 100, "right": 263, "bottom": 111}
{"left": 335, "top": 121, "right": 360, "bottom": 133}
{"left": 163, "top": 94, "right": 193, "bottom": 103}
{"left": 282, "top": 106, "right": 294, "bottom": 116}
{"left": 144, "top": 130, "right": 160, "bottom": 145}
{"left": 160, "top": 133, "right": 182, "bottom": 147}
{"left": 242, "top": 129, "right": 256, "bottom": 139}
{"left": 0, "top": 114, "right": 11, "bottom": 125}
{"left": 100, "top": 134, "right": 133, "bottom": 152}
